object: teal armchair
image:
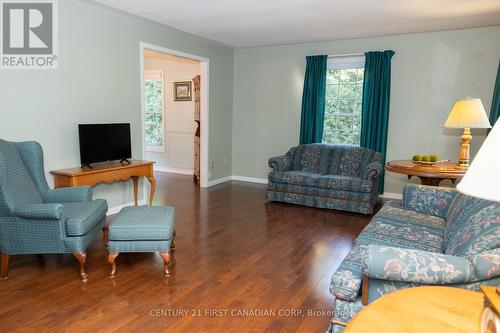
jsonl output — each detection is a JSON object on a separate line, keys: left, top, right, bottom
{"left": 0, "top": 139, "right": 108, "bottom": 281}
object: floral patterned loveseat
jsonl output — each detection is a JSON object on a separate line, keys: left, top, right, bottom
{"left": 328, "top": 184, "right": 500, "bottom": 332}
{"left": 266, "top": 144, "right": 382, "bottom": 214}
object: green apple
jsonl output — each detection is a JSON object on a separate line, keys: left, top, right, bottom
{"left": 421, "top": 156, "right": 430, "bottom": 162}
{"left": 429, "top": 154, "right": 438, "bottom": 162}
{"left": 412, "top": 155, "right": 422, "bottom": 161}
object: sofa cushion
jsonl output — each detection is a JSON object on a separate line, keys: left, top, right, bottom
{"left": 290, "top": 144, "right": 378, "bottom": 177}
{"left": 267, "top": 182, "right": 375, "bottom": 202}
{"left": 0, "top": 139, "right": 42, "bottom": 207}
{"left": 291, "top": 144, "right": 332, "bottom": 174}
{"left": 444, "top": 196, "right": 500, "bottom": 257}
{"left": 381, "top": 201, "right": 446, "bottom": 228}
{"left": 356, "top": 203, "right": 445, "bottom": 252}
{"left": 402, "top": 184, "right": 458, "bottom": 218}
{"left": 318, "top": 175, "right": 373, "bottom": 192}
{"left": 268, "top": 171, "right": 320, "bottom": 187}
{"left": 269, "top": 172, "right": 373, "bottom": 193}
{"left": 328, "top": 145, "right": 377, "bottom": 178}
{"left": 63, "top": 199, "right": 108, "bottom": 236}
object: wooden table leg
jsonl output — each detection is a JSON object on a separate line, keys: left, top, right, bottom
{"left": 419, "top": 177, "right": 443, "bottom": 186}
{"left": 132, "top": 176, "right": 139, "bottom": 206}
{"left": 146, "top": 176, "right": 156, "bottom": 206}
{"left": 1, "top": 253, "right": 9, "bottom": 280}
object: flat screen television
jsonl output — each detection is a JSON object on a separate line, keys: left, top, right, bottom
{"left": 78, "top": 123, "right": 132, "bottom": 167}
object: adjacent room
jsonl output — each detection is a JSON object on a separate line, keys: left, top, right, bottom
{"left": 143, "top": 49, "right": 202, "bottom": 181}
{"left": 0, "top": 0, "right": 499, "bottom": 332}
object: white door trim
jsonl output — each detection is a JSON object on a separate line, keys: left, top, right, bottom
{"left": 139, "top": 42, "right": 209, "bottom": 188}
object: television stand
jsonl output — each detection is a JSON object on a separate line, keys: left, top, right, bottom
{"left": 120, "top": 159, "right": 131, "bottom": 165}
{"left": 50, "top": 160, "right": 156, "bottom": 206}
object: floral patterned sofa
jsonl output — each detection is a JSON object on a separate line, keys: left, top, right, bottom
{"left": 328, "top": 184, "right": 500, "bottom": 332}
{"left": 266, "top": 144, "right": 383, "bottom": 214}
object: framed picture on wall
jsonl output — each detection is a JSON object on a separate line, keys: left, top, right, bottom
{"left": 173, "top": 81, "right": 192, "bottom": 101}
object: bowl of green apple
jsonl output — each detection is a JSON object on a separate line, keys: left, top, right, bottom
{"left": 411, "top": 154, "right": 443, "bottom": 165}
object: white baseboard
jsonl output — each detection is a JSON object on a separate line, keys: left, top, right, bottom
{"left": 231, "top": 175, "right": 268, "bottom": 184}
{"left": 107, "top": 200, "right": 147, "bottom": 216}
{"left": 207, "top": 176, "right": 233, "bottom": 187}
{"left": 381, "top": 192, "right": 403, "bottom": 200}
{"left": 154, "top": 166, "right": 193, "bottom": 175}
{"left": 207, "top": 175, "right": 267, "bottom": 187}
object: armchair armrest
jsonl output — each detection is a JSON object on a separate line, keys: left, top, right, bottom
{"left": 363, "top": 245, "right": 473, "bottom": 285}
{"left": 362, "top": 161, "right": 383, "bottom": 181}
{"left": 329, "top": 245, "right": 367, "bottom": 301}
{"left": 42, "top": 186, "right": 92, "bottom": 203}
{"left": 13, "top": 203, "right": 64, "bottom": 220}
{"left": 401, "top": 184, "right": 458, "bottom": 218}
{"left": 268, "top": 155, "right": 292, "bottom": 172}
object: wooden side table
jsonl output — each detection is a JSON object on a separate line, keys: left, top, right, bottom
{"left": 50, "top": 160, "right": 156, "bottom": 206}
{"left": 344, "top": 286, "right": 484, "bottom": 333}
{"left": 385, "top": 160, "right": 467, "bottom": 186}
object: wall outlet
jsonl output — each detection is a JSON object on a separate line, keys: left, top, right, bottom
{"left": 252, "top": 161, "right": 258, "bottom": 167}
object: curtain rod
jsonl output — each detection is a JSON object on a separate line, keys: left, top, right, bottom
{"left": 328, "top": 53, "right": 364, "bottom": 58}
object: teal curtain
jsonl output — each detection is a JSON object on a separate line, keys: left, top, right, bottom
{"left": 299, "top": 55, "right": 328, "bottom": 144}
{"left": 489, "top": 60, "right": 500, "bottom": 133}
{"left": 360, "top": 50, "right": 395, "bottom": 194}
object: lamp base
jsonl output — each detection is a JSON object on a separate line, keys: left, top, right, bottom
{"left": 457, "top": 128, "right": 472, "bottom": 169}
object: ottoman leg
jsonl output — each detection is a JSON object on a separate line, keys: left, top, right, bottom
{"left": 159, "top": 252, "right": 172, "bottom": 277}
{"left": 170, "top": 231, "right": 176, "bottom": 254}
{"left": 108, "top": 252, "right": 119, "bottom": 278}
{"left": 102, "top": 226, "right": 109, "bottom": 249}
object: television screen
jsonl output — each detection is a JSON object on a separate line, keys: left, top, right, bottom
{"left": 78, "top": 123, "right": 132, "bottom": 166}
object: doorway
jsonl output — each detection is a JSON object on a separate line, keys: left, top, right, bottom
{"left": 139, "top": 42, "right": 209, "bottom": 187}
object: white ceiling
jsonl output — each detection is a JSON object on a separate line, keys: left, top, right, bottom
{"left": 94, "top": 0, "right": 500, "bottom": 48}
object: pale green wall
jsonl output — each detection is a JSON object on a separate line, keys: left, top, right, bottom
{"left": 0, "top": 0, "right": 233, "bottom": 208}
{"left": 232, "top": 26, "right": 500, "bottom": 194}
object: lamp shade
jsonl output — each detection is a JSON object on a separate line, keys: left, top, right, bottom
{"left": 457, "top": 119, "right": 500, "bottom": 202}
{"left": 444, "top": 97, "right": 491, "bottom": 129}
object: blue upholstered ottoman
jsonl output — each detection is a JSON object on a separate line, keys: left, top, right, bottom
{"left": 107, "top": 206, "right": 176, "bottom": 277}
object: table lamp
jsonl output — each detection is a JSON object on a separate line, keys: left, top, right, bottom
{"left": 457, "top": 118, "right": 499, "bottom": 202}
{"left": 444, "top": 97, "right": 491, "bottom": 168}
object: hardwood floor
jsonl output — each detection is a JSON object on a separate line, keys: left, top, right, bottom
{"left": 0, "top": 173, "right": 374, "bottom": 333}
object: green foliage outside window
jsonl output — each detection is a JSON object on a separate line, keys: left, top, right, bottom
{"left": 144, "top": 79, "right": 164, "bottom": 147}
{"left": 323, "top": 68, "right": 364, "bottom": 145}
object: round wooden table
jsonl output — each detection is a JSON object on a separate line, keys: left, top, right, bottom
{"left": 344, "top": 287, "right": 484, "bottom": 333}
{"left": 385, "top": 160, "right": 467, "bottom": 186}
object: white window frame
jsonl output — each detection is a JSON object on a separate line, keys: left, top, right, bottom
{"left": 144, "top": 69, "right": 166, "bottom": 153}
{"left": 327, "top": 55, "right": 365, "bottom": 70}
{"left": 323, "top": 55, "right": 365, "bottom": 146}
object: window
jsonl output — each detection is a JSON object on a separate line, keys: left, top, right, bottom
{"left": 144, "top": 70, "right": 165, "bottom": 152}
{"left": 323, "top": 56, "right": 365, "bottom": 145}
